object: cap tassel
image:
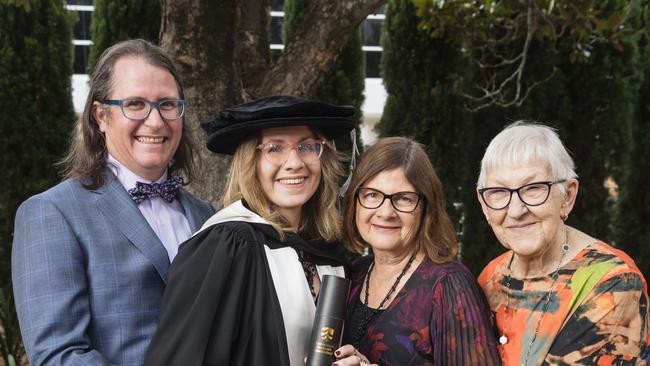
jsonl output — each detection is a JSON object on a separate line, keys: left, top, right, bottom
{"left": 339, "top": 128, "right": 359, "bottom": 197}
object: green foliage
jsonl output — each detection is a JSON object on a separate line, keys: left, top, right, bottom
{"left": 413, "top": 0, "right": 637, "bottom": 63}
{"left": 283, "top": 0, "right": 365, "bottom": 155}
{"left": 615, "top": 28, "right": 650, "bottom": 278}
{"left": 410, "top": 0, "right": 642, "bottom": 110}
{"left": 378, "top": 0, "right": 473, "bottom": 231}
{"left": 380, "top": 0, "right": 648, "bottom": 275}
{"left": 0, "top": 288, "right": 19, "bottom": 366}
{"left": 282, "top": 0, "right": 307, "bottom": 43}
{"left": 0, "top": 1, "right": 76, "bottom": 363}
{"left": 87, "top": 0, "right": 161, "bottom": 72}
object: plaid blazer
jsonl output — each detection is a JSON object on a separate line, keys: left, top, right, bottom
{"left": 12, "top": 172, "right": 214, "bottom": 365}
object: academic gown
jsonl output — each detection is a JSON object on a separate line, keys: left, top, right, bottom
{"left": 144, "top": 200, "right": 348, "bottom": 366}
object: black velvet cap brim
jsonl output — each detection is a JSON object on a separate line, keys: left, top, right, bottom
{"left": 204, "top": 116, "right": 355, "bottom": 155}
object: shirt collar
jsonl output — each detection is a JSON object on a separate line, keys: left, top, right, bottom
{"left": 107, "top": 154, "right": 168, "bottom": 190}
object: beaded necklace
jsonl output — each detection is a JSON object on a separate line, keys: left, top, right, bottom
{"left": 499, "top": 232, "right": 570, "bottom": 366}
{"left": 352, "top": 252, "right": 416, "bottom": 348}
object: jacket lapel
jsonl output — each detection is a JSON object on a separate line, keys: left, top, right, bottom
{"left": 94, "top": 173, "right": 171, "bottom": 283}
{"left": 177, "top": 189, "right": 203, "bottom": 232}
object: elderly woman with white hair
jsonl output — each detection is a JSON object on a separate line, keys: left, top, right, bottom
{"left": 477, "top": 122, "right": 650, "bottom": 366}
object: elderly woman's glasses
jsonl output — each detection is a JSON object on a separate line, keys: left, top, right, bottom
{"left": 356, "top": 188, "right": 423, "bottom": 213}
{"left": 478, "top": 180, "right": 566, "bottom": 210}
{"left": 256, "top": 139, "right": 325, "bottom": 165}
{"left": 103, "top": 98, "right": 186, "bottom": 121}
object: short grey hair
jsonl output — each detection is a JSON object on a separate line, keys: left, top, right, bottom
{"left": 477, "top": 121, "right": 578, "bottom": 192}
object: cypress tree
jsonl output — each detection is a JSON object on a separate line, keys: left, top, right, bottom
{"left": 283, "top": 0, "right": 365, "bottom": 154}
{"left": 615, "top": 28, "right": 650, "bottom": 277}
{"left": 533, "top": 0, "right": 643, "bottom": 245}
{"left": 378, "top": 0, "right": 470, "bottom": 202}
{"left": 0, "top": 1, "right": 76, "bottom": 362}
{"left": 87, "top": 0, "right": 161, "bottom": 72}
{"left": 379, "top": 0, "right": 496, "bottom": 271}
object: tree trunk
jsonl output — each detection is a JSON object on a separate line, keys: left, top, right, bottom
{"left": 161, "top": 0, "right": 386, "bottom": 206}
{"left": 236, "top": 0, "right": 271, "bottom": 95}
{"left": 257, "top": 0, "right": 385, "bottom": 96}
{"left": 160, "top": 0, "right": 243, "bottom": 206}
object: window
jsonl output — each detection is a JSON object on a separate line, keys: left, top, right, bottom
{"left": 67, "top": 2, "right": 92, "bottom": 75}
{"left": 362, "top": 18, "right": 382, "bottom": 47}
{"left": 73, "top": 45, "right": 89, "bottom": 74}
{"left": 269, "top": 15, "right": 284, "bottom": 45}
{"left": 72, "top": 10, "right": 92, "bottom": 40}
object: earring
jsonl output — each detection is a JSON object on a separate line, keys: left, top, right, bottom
{"left": 560, "top": 212, "right": 568, "bottom": 221}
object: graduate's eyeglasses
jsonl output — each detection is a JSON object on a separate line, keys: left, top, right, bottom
{"left": 256, "top": 139, "right": 325, "bottom": 165}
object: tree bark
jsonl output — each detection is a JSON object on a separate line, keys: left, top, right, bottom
{"left": 160, "top": 0, "right": 242, "bottom": 206}
{"left": 236, "top": 0, "right": 271, "bottom": 96}
{"left": 160, "top": 0, "right": 386, "bottom": 206}
{"left": 257, "top": 0, "right": 385, "bottom": 96}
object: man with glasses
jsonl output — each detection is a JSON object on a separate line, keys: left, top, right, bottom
{"left": 12, "top": 39, "right": 214, "bottom": 366}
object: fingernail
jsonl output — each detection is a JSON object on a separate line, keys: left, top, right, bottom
{"left": 335, "top": 350, "right": 341, "bottom": 357}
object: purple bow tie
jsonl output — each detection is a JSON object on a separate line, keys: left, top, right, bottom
{"left": 128, "top": 176, "right": 183, "bottom": 204}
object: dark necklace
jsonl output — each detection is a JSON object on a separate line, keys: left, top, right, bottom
{"left": 352, "top": 252, "right": 416, "bottom": 348}
{"left": 298, "top": 250, "right": 318, "bottom": 302}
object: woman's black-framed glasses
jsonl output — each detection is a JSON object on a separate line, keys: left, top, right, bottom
{"left": 103, "top": 98, "right": 187, "bottom": 121}
{"left": 356, "top": 187, "right": 423, "bottom": 213}
{"left": 256, "top": 139, "right": 325, "bottom": 166}
{"left": 478, "top": 180, "right": 566, "bottom": 210}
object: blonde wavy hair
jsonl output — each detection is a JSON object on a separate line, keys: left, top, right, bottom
{"left": 223, "top": 129, "right": 344, "bottom": 241}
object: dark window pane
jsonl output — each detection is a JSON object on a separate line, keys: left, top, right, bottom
{"left": 74, "top": 45, "right": 89, "bottom": 74}
{"left": 361, "top": 19, "right": 382, "bottom": 46}
{"left": 365, "top": 51, "right": 381, "bottom": 78}
{"left": 271, "top": 49, "right": 283, "bottom": 64}
{"left": 270, "top": 0, "right": 284, "bottom": 11}
{"left": 67, "top": 0, "right": 93, "bottom": 5}
{"left": 269, "top": 15, "right": 284, "bottom": 45}
{"left": 73, "top": 11, "right": 92, "bottom": 40}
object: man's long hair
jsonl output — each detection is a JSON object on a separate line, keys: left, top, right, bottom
{"left": 59, "top": 39, "right": 196, "bottom": 189}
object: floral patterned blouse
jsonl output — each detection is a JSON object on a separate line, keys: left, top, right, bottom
{"left": 478, "top": 241, "right": 650, "bottom": 366}
{"left": 343, "top": 256, "right": 502, "bottom": 366}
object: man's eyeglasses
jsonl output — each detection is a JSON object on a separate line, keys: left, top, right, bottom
{"left": 102, "top": 99, "right": 187, "bottom": 121}
{"left": 256, "top": 139, "right": 325, "bottom": 165}
{"left": 356, "top": 187, "right": 424, "bottom": 213}
{"left": 478, "top": 180, "right": 566, "bottom": 210}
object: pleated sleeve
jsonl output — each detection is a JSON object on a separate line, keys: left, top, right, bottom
{"left": 432, "top": 269, "right": 502, "bottom": 366}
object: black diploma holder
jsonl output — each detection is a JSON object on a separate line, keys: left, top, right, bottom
{"left": 305, "top": 274, "right": 351, "bottom": 366}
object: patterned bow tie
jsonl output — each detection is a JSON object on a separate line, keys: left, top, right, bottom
{"left": 128, "top": 176, "right": 183, "bottom": 204}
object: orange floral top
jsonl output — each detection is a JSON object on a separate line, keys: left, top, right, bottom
{"left": 478, "top": 241, "right": 650, "bottom": 366}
